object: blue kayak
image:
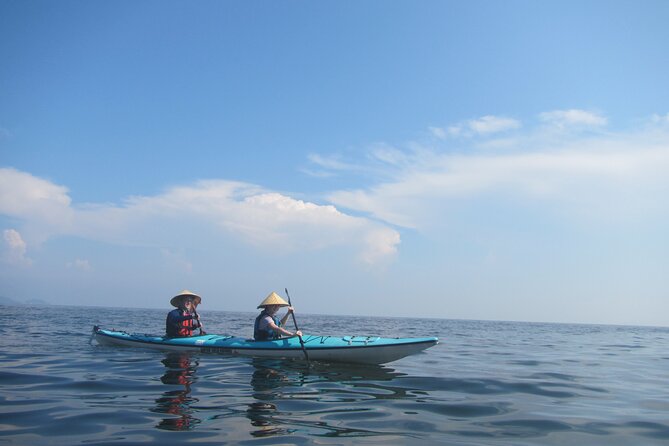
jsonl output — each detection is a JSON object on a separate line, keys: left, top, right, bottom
{"left": 93, "top": 326, "right": 438, "bottom": 364}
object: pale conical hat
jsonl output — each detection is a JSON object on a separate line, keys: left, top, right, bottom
{"left": 257, "top": 291, "right": 288, "bottom": 309}
{"left": 170, "top": 289, "right": 202, "bottom": 307}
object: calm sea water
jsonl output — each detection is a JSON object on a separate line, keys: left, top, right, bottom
{"left": 1, "top": 305, "right": 668, "bottom": 445}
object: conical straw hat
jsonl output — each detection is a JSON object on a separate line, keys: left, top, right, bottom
{"left": 170, "top": 289, "right": 202, "bottom": 307}
{"left": 257, "top": 291, "right": 288, "bottom": 308}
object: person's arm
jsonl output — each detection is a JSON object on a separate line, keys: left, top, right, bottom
{"left": 266, "top": 317, "right": 301, "bottom": 337}
{"left": 278, "top": 307, "right": 302, "bottom": 337}
{"left": 279, "top": 307, "right": 294, "bottom": 327}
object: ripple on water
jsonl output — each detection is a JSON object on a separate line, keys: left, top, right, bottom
{"left": 625, "top": 421, "right": 669, "bottom": 439}
{"left": 444, "top": 419, "right": 576, "bottom": 439}
{"left": 395, "top": 401, "right": 511, "bottom": 418}
{"left": 398, "top": 376, "right": 580, "bottom": 398}
{"left": 0, "top": 370, "right": 69, "bottom": 386}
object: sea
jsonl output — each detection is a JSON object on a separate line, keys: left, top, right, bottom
{"left": 1, "top": 305, "right": 668, "bottom": 445}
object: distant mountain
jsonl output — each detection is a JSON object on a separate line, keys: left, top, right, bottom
{"left": 25, "top": 298, "right": 51, "bottom": 306}
{"left": 0, "top": 296, "right": 19, "bottom": 305}
{"left": 0, "top": 296, "right": 52, "bottom": 306}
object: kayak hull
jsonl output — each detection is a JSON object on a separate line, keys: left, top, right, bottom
{"left": 93, "top": 326, "right": 438, "bottom": 365}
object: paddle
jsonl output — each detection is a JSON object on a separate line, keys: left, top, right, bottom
{"left": 193, "top": 307, "right": 206, "bottom": 336}
{"left": 285, "top": 288, "right": 309, "bottom": 361}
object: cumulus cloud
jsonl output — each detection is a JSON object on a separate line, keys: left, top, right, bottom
{"left": 0, "top": 168, "right": 72, "bottom": 219}
{"left": 2, "top": 229, "right": 32, "bottom": 266}
{"left": 0, "top": 168, "right": 74, "bottom": 244}
{"left": 0, "top": 171, "right": 400, "bottom": 265}
{"left": 361, "top": 227, "right": 400, "bottom": 265}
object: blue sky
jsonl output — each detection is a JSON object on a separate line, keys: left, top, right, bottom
{"left": 1, "top": 1, "right": 668, "bottom": 326}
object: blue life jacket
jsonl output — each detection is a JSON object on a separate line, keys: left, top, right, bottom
{"left": 254, "top": 311, "right": 280, "bottom": 341}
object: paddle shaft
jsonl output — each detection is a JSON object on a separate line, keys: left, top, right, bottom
{"left": 285, "top": 288, "right": 309, "bottom": 361}
{"left": 192, "top": 308, "right": 205, "bottom": 335}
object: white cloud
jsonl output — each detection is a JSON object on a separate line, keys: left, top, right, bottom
{"left": 467, "top": 115, "right": 521, "bottom": 134}
{"left": 368, "top": 143, "right": 409, "bottom": 166}
{"left": 0, "top": 168, "right": 74, "bottom": 244}
{"left": 0, "top": 168, "right": 72, "bottom": 217}
{"left": 326, "top": 115, "right": 669, "bottom": 230}
{"left": 0, "top": 172, "right": 400, "bottom": 266}
{"left": 307, "top": 153, "right": 357, "bottom": 171}
{"left": 427, "top": 115, "right": 521, "bottom": 141}
{"left": 302, "top": 153, "right": 366, "bottom": 178}
{"left": 2, "top": 229, "right": 32, "bottom": 266}
{"left": 447, "top": 125, "right": 463, "bottom": 137}
{"left": 429, "top": 126, "right": 447, "bottom": 139}
{"left": 651, "top": 113, "right": 669, "bottom": 125}
{"left": 539, "top": 109, "right": 607, "bottom": 129}
{"left": 66, "top": 258, "right": 92, "bottom": 271}
{"left": 361, "top": 227, "right": 400, "bottom": 265}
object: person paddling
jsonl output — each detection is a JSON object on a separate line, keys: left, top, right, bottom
{"left": 253, "top": 291, "right": 302, "bottom": 341}
{"left": 165, "top": 290, "right": 206, "bottom": 338}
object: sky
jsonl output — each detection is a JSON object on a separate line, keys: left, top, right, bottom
{"left": 1, "top": 0, "right": 668, "bottom": 326}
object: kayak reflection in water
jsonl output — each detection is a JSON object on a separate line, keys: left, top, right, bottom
{"left": 247, "top": 359, "right": 294, "bottom": 437}
{"left": 245, "top": 358, "right": 407, "bottom": 439}
{"left": 154, "top": 352, "right": 200, "bottom": 431}
{"left": 165, "top": 290, "right": 206, "bottom": 338}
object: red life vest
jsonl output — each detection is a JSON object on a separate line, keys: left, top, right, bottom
{"left": 177, "top": 313, "right": 194, "bottom": 337}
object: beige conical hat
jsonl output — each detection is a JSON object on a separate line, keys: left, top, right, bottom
{"left": 170, "top": 289, "right": 202, "bottom": 307}
{"left": 257, "top": 291, "right": 288, "bottom": 308}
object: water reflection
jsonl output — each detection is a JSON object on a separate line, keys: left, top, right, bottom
{"left": 150, "top": 353, "right": 432, "bottom": 438}
{"left": 246, "top": 359, "right": 296, "bottom": 437}
{"left": 153, "top": 352, "right": 201, "bottom": 431}
{"left": 245, "top": 358, "right": 410, "bottom": 439}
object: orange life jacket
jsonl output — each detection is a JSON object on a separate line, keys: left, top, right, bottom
{"left": 177, "top": 315, "right": 194, "bottom": 337}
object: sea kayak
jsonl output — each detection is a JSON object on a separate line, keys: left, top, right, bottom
{"left": 92, "top": 326, "right": 438, "bottom": 365}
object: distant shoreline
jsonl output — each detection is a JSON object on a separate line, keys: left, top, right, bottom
{"left": 0, "top": 296, "right": 52, "bottom": 306}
